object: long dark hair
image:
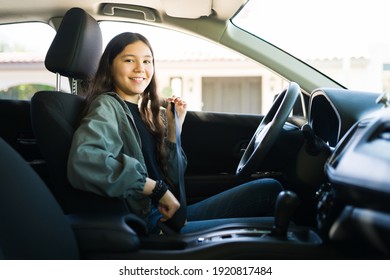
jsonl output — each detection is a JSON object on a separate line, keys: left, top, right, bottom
{"left": 86, "top": 32, "right": 169, "bottom": 179}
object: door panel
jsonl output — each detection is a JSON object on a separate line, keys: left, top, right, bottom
{"left": 182, "top": 110, "right": 262, "bottom": 203}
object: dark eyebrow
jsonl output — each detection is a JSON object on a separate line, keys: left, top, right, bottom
{"left": 121, "top": 54, "right": 153, "bottom": 59}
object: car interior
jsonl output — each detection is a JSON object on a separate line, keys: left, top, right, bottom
{"left": 0, "top": 3, "right": 389, "bottom": 260}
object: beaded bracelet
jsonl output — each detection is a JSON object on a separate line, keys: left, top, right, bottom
{"left": 149, "top": 180, "right": 168, "bottom": 202}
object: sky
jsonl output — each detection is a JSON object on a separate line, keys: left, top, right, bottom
{"left": 234, "top": 0, "right": 390, "bottom": 59}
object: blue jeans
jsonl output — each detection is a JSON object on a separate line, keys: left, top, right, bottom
{"left": 147, "top": 178, "right": 283, "bottom": 234}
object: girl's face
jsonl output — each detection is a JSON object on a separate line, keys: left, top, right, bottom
{"left": 111, "top": 40, "right": 154, "bottom": 103}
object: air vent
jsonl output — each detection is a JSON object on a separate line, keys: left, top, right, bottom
{"left": 378, "top": 128, "right": 390, "bottom": 141}
{"left": 368, "top": 123, "right": 390, "bottom": 142}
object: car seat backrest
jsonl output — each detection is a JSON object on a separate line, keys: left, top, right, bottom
{"left": 31, "top": 7, "right": 130, "bottom": 215}
{"left": 0, "top": 100, "right": 46, "bottom": 176}
{"left": 0, "top": 137, "right": 79, "bottom": 259}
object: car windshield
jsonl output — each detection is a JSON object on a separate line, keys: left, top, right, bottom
{"left": 233, "top": 0, "right": 390, "bottom": 93}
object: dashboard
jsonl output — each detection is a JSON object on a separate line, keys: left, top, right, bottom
{"left": 327, "top": 112, "right": 390, "bottom": 207}
{"left": 309, "top": 88, "right": 383, "bottom": 148}
{"left": 309, "top": 88, "right": 390, "bottom": 256}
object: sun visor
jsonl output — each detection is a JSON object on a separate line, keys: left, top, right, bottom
{"left": 161, "top": 0, "right": 212, "bottom": 18}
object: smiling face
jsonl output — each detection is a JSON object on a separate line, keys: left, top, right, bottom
{"left": 111, "top": 40, "right": 154, "bottom": 103}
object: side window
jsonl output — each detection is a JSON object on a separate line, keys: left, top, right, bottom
{"left": 0, "top": 22, "right": 62, "bottom": 100}
{"left": 100, "top": 22, "right": 288, "bottom": 115}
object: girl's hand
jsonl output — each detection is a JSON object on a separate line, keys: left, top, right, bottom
{"left": 166, "top": 96, "right": 187, "bottom": 142}
{"left": 158, "top": 190, "right": 180, "bottom": 222}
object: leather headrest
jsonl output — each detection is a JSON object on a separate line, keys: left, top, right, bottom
{"left": 45, "top": 7, "right": 102, "bottom": 80}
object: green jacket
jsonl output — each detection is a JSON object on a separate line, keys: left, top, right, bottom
{"left": 67, "top": 92, "right": 187, "bottom": 218}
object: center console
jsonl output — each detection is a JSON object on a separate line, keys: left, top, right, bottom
{"left": 73, "top": 190, "right": 341, "bottom": 260}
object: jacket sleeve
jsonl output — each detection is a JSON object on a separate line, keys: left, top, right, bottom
{"left": 67, "top": 96, "right": 149, "bottom": 215}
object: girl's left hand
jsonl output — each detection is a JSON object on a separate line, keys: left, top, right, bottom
{"left": 166, "top": 96, "right": 187, "bottom": 141}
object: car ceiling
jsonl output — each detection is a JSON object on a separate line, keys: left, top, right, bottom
{"left": 0, "top": 0, "right": 246, "bottom": 23}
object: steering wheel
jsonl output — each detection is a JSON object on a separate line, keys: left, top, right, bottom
{"left": 236, "top": 82, "right": 301, "bottom": 177}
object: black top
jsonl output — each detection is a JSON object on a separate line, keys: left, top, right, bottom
{"left": 126, "top": 101, "right": 163, "bottom": 181}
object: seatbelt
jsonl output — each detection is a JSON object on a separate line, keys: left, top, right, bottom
{"left": 158, "top": 103, "right": 187, "bottom": 233}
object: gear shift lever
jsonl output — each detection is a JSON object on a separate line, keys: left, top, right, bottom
{"left": 271, "top": 190, "right": 300, "bottom": 239}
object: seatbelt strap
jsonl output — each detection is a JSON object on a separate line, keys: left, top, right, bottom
{"left": 158, "top": 103, "right": 187, "bottom": 233}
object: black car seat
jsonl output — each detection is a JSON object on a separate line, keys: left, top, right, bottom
{"left": 0, "top": 138, "right": 79, "bottom": 259}
{"left": 31, "top": 7, "right": 131, "bottom": 216}
{"left": 0, "top": 137, "right": 141, "bottom": 259}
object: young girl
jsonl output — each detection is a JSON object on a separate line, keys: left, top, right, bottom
{"left": 67, "top": 32, "right": 283, "bottom": 234}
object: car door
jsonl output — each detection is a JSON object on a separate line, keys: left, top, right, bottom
{"left": 182, "top": 110, "right": 262, "bottom": 203}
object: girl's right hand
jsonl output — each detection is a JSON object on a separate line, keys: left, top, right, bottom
{"left": 157, "top": 190, "right": 180, "bottom": 222}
